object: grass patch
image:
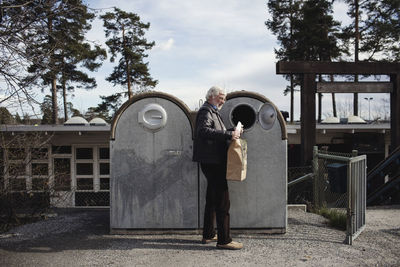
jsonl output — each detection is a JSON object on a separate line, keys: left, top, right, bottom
{"left": 316, "top": 207, "right": 347, "bottom": 231}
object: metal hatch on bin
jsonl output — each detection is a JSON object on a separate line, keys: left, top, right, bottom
{"left": 138, "top": 103, "right": 167, "bottom": 131}
{"left": 258, "top": 102, "right": 277, "bottom": 130}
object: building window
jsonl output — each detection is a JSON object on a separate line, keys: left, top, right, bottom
{"left": 76, "top": 163, "right": 93, "bottom": 175}
{"left": 54, "top": 158, "right": 71, "bottom": 191}
{"left": 98, "top": 147, "right": 110, "bottom": 191}
{"left": 99, "top": 147, "right": 109, "bottom": 160}
{"left": 77, "top": 178, "right": 93, "bottom": 190}
{"left": 75, "top": 147, "right": 94, "bottom": 191}
{"left": 31, "top": 147, "right": 50, "bottom": 192}
{"left": 6, "top": 148, "right": 27, "bottom": 191}
{"left": 0, "top": 149, "right": 4, "bottom": 191}
{"left": 76, "top": 148, "right": 93, "bottom": 159}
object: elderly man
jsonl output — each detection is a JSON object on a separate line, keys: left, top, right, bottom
{"left": 193, "top": 86, "right": 243, "bottom": 250}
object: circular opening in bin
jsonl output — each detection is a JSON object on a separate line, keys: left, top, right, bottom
{"left": 230, "top": 104, "right": 256, "bottom": 130}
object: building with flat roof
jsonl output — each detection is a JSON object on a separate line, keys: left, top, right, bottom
{"left": 0, "top": 119, "right": 390, "bottom": 208}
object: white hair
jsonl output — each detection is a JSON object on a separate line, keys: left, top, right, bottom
{"left": 206, "top": 86, "right": 225, "bottom": 100}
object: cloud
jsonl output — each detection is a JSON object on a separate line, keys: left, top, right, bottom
{"left": 155, "top": 38, "right": 175, "bottom": 51}
{"left": 80, "top": 0, "right": 282, "bottom": 113}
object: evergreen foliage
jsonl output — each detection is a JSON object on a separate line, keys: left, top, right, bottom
{"left": 342, "top": 0, "right": 400, "bottom": 61}
{"left": 101, "top": 8, "right": 157, "bottom": 100}
{"left": 25, "top": 0, "right": 106, "bottom": 124}
{"left": 0, "top": 107, "right": 14, "bottom": 124}
{"left": 266, "top": 0, "right": 346, "bottom": 121}
{"left": 40, "top": 95, "right": 53, "bottom": 124}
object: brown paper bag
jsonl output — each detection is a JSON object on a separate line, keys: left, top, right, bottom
{"left": 226, "top": 138, "right": 247, "bottom": 181}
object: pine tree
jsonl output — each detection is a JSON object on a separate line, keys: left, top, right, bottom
{"left": 40, "top": 95, "right": 53, "bottom": 124}
{"left": 92, "top": 93, "right": 124, "bottom": 122}
{"left": 56, "top": 9, "right": 106, "bottom": 121}
{"left": 101, "top": 8, "right": 157, "bottom": 101}
{"left": 291, "top": 0, "right": 346, "bottom": 121}
{"left": 266, "top": 0, "right": 303, "bottom": 123}
{"left": 340, "top": 0, "right": 399, "bottom": 115}
{"left": 343, "top": 0, "right": 400, "bottom": 62}
{"left": 0, "top": 107, "right": 14, "bottom": 124}
{"left": 14, "top": 113, "right": 22, "bottom": 124}
{"left": 26, "top": 0, "right": 105, "bottom": 124}
{"left": 267, "top": 0, "right": 347, "bottom": 121}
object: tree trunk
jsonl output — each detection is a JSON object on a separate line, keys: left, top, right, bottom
{"left": 51, "top": 78, "right": 58, "bottom": 124}
{"left": 318, "top": 93, "right": 322, "bottom": 123}
{"left": 318, "top": 74, "right": 322, "bottom": 123}
{"left": 62, "top": 77, "right": 68, "bottom": 122}
{"left": 290, "top": 74, "right": 294, "bottom": 123}
{"left": 48, "top": 16, "right": 58, "bottom": 124}
{"left": 353, "top": 0, "right": 359, "bottom": 116}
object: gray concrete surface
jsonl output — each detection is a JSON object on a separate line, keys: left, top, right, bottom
{"left": 0, "top": 207, "right": 399, "bottom": 266}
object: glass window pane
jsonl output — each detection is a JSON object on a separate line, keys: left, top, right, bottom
{"left": 76, "top": 148, "right": 93, "bottom": 159}
{"left": 0, "top": 149, "right": 3, "bottom": 188}
{"left": 100, "top": 178, "right": 109, "bottom": 190}
{"left": 99, "top": 163, "right": 109, "bottom": 175}
{"left": 32, "top": 178, "right": 48, "bottom": 191}
{"left": 99, "top": 148, "right": 110, "bottom": 159}
{"left": 9, "top": 163, "right": 25, "bottom": 176}
{"left": 32, "top": 163, "right": 48, "bottom": 176}
{"left": 10, "top": 178, "right": 26, "bottom": 191}
{"left": 76, "top": 163, "right": 93, "bottom": 175}
{"left": 0, "top": 165, "right": 3, "bottom": 191}
{"left": 77, "top": 178, "right": 93, "bottom": 190}
{"left": 52, "top": 146, "right": 71, "bottom": 154}
{"left": 8, "top": 148, "right": 25, "bottom": 160}
{"left": 54, "top": 158, "right": 71, "bottom": 191}
{"left": 31, "top": 148, "right": 48, "bottom": 160}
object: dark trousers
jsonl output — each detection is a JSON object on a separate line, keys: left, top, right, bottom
{"left": 200, "top": 163, "right": 232, "bottom": 245}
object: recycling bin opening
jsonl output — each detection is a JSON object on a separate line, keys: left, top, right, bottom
{"left": 230, "top": 104, "right": 256, "bottom": 130}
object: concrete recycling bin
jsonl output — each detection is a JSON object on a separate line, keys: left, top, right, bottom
{"left": 199, "top": 91, "right": 288, "bottom": 231}
{"left": 110, "top": 92, "right": 198, "bottom": 231}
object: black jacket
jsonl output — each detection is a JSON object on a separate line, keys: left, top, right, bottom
{"left": 192, "top": 102, "right": 232, "bottom": 164}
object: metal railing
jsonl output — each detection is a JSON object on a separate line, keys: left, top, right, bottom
{"left": 313, "top": 146, "right": 367, "bottom": 245}
{"left": 287, "top": 166, "right": 313, "bottom": 205}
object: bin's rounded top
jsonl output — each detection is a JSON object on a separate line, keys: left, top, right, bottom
{"left": 226, "top": 91, "right": 287, "bottom": 140}
{"left": 110, "top": 91, "right": 193, "bottom": 140}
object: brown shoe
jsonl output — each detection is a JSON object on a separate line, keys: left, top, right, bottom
{"left": 201, "top": 236, "right": 218, "bottom": 244}
{"left": 216, "top": 241, "right": 243, "bottom": 250}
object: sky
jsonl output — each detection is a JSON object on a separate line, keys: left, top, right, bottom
{"left": 2, "top": 0, "right": 388, "bottom": 121}
{"left": 82, "top": 0, "right": 288, "bottom": 113}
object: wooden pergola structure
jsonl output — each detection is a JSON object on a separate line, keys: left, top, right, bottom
{"left": 276, "top": 61, "right": 400, "bottom": 165}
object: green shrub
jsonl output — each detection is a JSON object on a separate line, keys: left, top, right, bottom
{"left": 316, "top": 207, "right": 347, "bottom": 231}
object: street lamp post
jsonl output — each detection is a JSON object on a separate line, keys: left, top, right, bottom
{"left": 364, "top": 97, "right": 373, "bottom": 121}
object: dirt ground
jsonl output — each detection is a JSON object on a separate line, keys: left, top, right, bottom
{"left": 0, "top": 206, "right": 399, "bottom": 267}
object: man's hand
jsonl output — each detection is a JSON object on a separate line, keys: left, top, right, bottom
{"left": 232, "top": 127, "right": 243, "bottom": 140}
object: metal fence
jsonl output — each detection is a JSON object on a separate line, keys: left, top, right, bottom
{"left": 288, "top": 166, "right": 313, "bottom": 205}
{"left": 313, "top": 146, "right": 367, "bottom": 245}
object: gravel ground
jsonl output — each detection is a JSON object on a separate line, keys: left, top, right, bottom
{"left": 0, "top": 207, "right": 399, "bottom": 267}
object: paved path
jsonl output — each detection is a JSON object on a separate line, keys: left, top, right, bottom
{"left": 0, "top": 207, "right": 399, "bottom": 266}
